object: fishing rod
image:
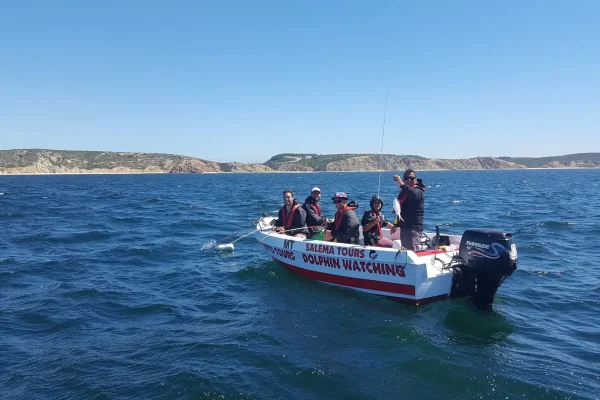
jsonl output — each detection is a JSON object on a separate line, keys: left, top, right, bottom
{"left": 216, "top": 229, "right": 259, "bottom": 251}
{"left": 215, "top": 209, "right": 280, "bottom": 251}
{"left": 377, "top": 92, "right": 389, "bottom": 198}
{"left": 375, "top": 92, "right": 403, "bottom": 223}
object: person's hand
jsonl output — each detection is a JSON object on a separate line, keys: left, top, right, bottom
{"left": 390, "top": 226, "right": 398, "bottom": 234}
{"left": 393, "top": 175, "right": 404, "bottom": 186}
{"left": 277, "top": 227, "right": 285, "bottom": 233}
{"left": 324, "top": 230, "right": 333, "bottom": 241}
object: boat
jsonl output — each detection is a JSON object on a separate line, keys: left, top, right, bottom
{"left": 254, "top": 216, "right": 518, "bottom": 309}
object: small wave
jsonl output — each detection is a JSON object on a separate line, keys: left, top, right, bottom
{"left": 235, "top": 262, "right": 279, "bottom": 280}
{"left": 0, "top": 212, "right": 25, "bottom": 218}
{"left": 38, "top": 230, "right": 113, "bottom": 244}
{"left": 521, "top": 269, "right": 565, "bottom": 277}
{"left": 201, "top": 240, "right": 217, "bottom": 251}
{"left": 129, "top": 247, "right": 152, "bottom": 255}
{"left": 519, "top": 243, "right": 545, "bottom": 252}
{"left": 101, "top": 192, "right": 125, "bottom": 199}
{"left": 15, "top": 232, "right": 49, "bottom": 243}
{"left": 146, "top": 198, "right": 161, "bottom": 204}
{"left": 443, "top": 222, "right": 467, "bottom": 227}
{"left": 0, "top": 258, "right": 16, "bottom": 264}
{"left": 111, "top": 216, "right": 142, "bottom": 224}
{"left": 538, "top": 221, "right": 576, "bottom": 227}
{"left": 67, "top": 288, "right": 103, "bottom": 297}
{"left": 451, "top": 200, "right": 463, "bottom": 204}
{"left": 70, "top": 230, "right": 112, "bottom": 242}
{"left": 114, "top": 302, "right": 175, "bottom": 316}
{"left": 169, "top": 219, "right": 212, "bottom": 229}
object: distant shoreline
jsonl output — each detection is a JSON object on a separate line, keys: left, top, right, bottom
{"left": 2, "top": 149, "right": 598, "bottom": 174}
{"left": 1, "top": 167, "right": 598, "bottom": 176}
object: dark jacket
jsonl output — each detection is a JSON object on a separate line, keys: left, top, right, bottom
{"left": 275, "top": 201, "right": 308, "bottom": 236}
{"left": 362, "top": 210, "right": 390, "bottom": 246}
{"left": 327, "top": 208, "right": 360, "bottom": 244}
{"left": 395, "top": 182, "right": 425, "bottom": 231}
{"left": 302, "top": 196, "right": 327, "bottom": 237}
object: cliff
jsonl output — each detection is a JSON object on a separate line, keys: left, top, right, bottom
{"left": 0, "top": 150, "right": 272, "bottom": 175}
{"left": 1, "top": 149, "right": 598, "bottom": 175}
{"left": 264, "top": 153, "right": 599, "bottom": 171}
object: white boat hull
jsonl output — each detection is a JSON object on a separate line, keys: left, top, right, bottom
{"left": 254, "top": 217, "right": 463, "bottom": 305}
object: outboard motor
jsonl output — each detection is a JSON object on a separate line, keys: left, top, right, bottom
{"left": 450, "top": 229, "right": 518, "bottom": 309}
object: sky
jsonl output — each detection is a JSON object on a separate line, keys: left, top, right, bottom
{"left": 1, "top": 1, "right": 598, "bottom": 163}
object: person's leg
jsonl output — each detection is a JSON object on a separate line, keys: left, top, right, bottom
{"left": 411, "top": 230, "right": 427, "bottom": 252}
{"left": 400, "top": 229, "right": 415, "bottom": 251}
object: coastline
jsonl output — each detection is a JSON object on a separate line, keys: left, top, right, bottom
{"left": 1, "top": 167, "right": 598, "bottom": 176}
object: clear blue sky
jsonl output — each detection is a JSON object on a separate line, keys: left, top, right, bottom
{"left": 1, "top": 1, "right": 598, "bottom": 163}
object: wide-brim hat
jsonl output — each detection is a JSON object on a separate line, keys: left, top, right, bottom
{"left": 331, "top": 192, "right": 349, "bottom": 200}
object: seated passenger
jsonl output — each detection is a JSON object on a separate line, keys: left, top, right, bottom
{"left": 324, "top": 192, "right": 360, "bottom": 244}
{"left": 362, "top": 195, "right": 394, "bottom": 248}
{"left": 272, "top": 190, "right": 308, "bottom": 238}
{"left": 302, "top": 187, "right": 328, "bottom": 240}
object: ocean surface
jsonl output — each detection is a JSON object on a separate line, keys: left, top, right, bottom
{"left": 1, "top": 170, "right": 599, "bottom": 400}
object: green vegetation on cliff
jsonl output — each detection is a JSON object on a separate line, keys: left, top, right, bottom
{"left": 266, "top": 153, "right": 427, "bottom": 171}
{"left": 1, "top": 149, "right": 599, "bottom": 174}
{"left": 500, "top": 153, "right": 600, "bottom": 168}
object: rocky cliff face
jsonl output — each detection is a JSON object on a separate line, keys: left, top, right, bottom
{"left": 0, "top": 150, "right": 272, "bottom": 174}
{"left": 540, "top": 160, "right": 600, "bottom": 168}
{"left": 1, "top": 149, "right": 598, "bottom": 174}
{"left": 302, "top": 155, "right": 524, "bottom": 171}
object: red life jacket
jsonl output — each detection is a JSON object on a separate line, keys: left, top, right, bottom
{"left": 310, "top": 202, "right": 322, "bottom": 216}
{"left": 398, "top": 182, "right": 417, "bottom": 205}
{"left": 364, "top": 210, "right": 383, "bottom": 237}
{"left": 282, "top": 204, "right": 299, "bottom": 229}
{"left": 334, "top": 205, "right": 349, "bottom": 231}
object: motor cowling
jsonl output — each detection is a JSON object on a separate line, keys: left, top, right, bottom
{"left": 450, "top": 229, "right": 518, "bottom": 309}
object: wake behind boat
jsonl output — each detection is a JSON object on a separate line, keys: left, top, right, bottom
{"left": 255, "top": 217, "right": 518, "bottom": 309}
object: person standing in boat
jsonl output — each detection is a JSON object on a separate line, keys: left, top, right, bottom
{"left": 302, "top": 187, "right": 328, "bottom": 239}
{"left": 324, "top": 192, "right": 360, "bottom": 244}
{"left": 272, "top": 190, "right": 308, "bottom": 238}
{"left": 362, "top": 195, "right": 395, "bottom": 247}
{"left": 390, "top": 169, "right": 427, "bottom": 252}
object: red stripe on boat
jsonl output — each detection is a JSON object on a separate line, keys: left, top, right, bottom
{"left": 274, "top": 259, "right": 416, "bottom": 296}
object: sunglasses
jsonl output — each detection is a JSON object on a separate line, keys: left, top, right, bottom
{"left": 404, "top": 176, "right": 416, "bottom": 181}
{"left": 333, "top": 199, "right": 344, "bottom": 204}
{"left": 283, "top": 196, "right": 291, "bottom": 199}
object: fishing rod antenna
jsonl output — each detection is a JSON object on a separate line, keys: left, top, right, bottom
{"left": 377, "top": 92, "right": 389, "bottom": 198}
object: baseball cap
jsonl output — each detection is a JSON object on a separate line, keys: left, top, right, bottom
{"left": 331, "top": 192, "right": 349, "bottom": 200}
{"left": 311, "top": 187, "right": 321, "bottom": 193}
